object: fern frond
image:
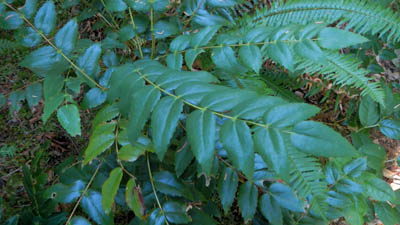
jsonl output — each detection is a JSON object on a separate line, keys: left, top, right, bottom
{"left": 243, "top": 0, "right": 400, "bottom": 42}
{"left": 296, "top": 51, "right": 385, "bottom": 104}
{"left": 0, "top": 145, "right": 17, "bottom": 157}
{"left": 0, "top": 39, "right": 19, "bottom": 54}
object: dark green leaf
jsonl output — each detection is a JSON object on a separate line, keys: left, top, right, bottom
{"left": 19, "top": 27, "right": 41, "bottom": 47}
{"left": 254, "top": 128, "right": 290, "bottom": 182}
{"left": 82, "top": 88, "right": 107, "bottom": 109}
{"left": 21, "top": 0, "right": 37, "bottom": 19}
{"left": 220, "top": 120, "right": 254, "bottom": 179}
{"left": 151, "top": 97, "right": 183, "bottom": 160}
{"left": 294, "top": 40, "right": 325, "bottom": 62}
{"left": 190, "top": 26, "right": 220, "bottom": 47}
{"left": 57, "top": 104, "right": 81, "bottom": 137}
{"left": 92, "top": 104, "right": 119, "bottom": 128}
{"left": 319, "top": 28, "right": 369, "bottom": 49}
{"left": 34, "top": 1, "right": 56, "bottom": 35}
{"left": 186, "top": 110, "right": 216, "bottom": 174}
{"left": 80, "top": 191, "right": 114, "bottom": 225}
{"left": 0, "top": 94, "right": 5, "bottom": 107}
{"left": 175, "top": 144, "right": 194, "bottom": 177}
{"left": 44, "top": 180, "right": 85, "bottom": 203}
{"left": 164, "top": 201, "right": 191, "bottom": 224}
{"left": 77, "top": 44, "right": 102, "bottom": 79}
{"left": 102, "top": 168, "right": 123, "bottom": 214}
{"left": 118, "top": 25, "right": 136, "bottom": 42}
{"left": 238, "top": 181, "right": 258, "bottom": 222}
{"left": 170, "top": 35, "right": 191, "bottom": 51}
{"left": 374, "top": 202, "right": 400, "bottom": 225}
{"left": 84, "top": 122, "right": 116, "bottom": 164}
{"left": 153, "top": 171, "right": 192, "bottom": 200}
{"left": 212, "top": 47, "right": 247, "bottom": 73}
{"left": 189, "top": 208, "right": 218, "bottom": 225}
{"left": 21, "top": 46, "right": 69, "bottom": 76}
{"left": 362, "top": 173, "right": 396, "bottom": 202}
{"left": 25, "top": 83, "right": 42, "bottom": 108}
{"left": 379, "top": 119, "right": 400, "bottom": 140}
{"left": 266, "top": 42, "right": 293, "bottom": 71}
{"left": 128, "top": 86, "right": 160, "bottom": 145}
{"left": 126, "top": 0, "right": 150, "bottom": 12}
{"left": 1, "top": 11, "right": 23, "bottom": 30}
{"left": 166, "top": 53, "right": 182, "bottom": 70}
{"left": 259, "top": 194, "right": 282, "bottom": 225}
{"left": 154, "top": 20, "right": 178, "bottom": 39}
{"left": 184, "top": 49, "right": 205, "bottom": 70}
{"left": 119, "top": 137, "right": 150, "bottom": 162}
{"left": 9, "top": 91, "right": 25, "bottom": 113}
{"left": 270, "top": 183, "right": 304, "bottom": 212}
{"left": 343, "top": 158, "right": 367, "bottom": 177}
{"left": 218, "top": 167, "right": 238, "bottom": 214}
{"left": 105, "top": 0, "right": 127, "bottom": 12}
{"left": 291, "top": 121, "right": 358, "bottom": 157}
{"left": 359, "top": 143, "right": 385, "bottom": 171}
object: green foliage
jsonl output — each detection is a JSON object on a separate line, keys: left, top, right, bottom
{"left": 1, "top": 0, "right": 400, "bottom": 224}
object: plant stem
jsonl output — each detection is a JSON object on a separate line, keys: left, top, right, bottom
{"left": 128, "top": 8, "right": 144, "bottom": 59}
{"left": 146, "top": 152, "right": 170, "bottom": 225}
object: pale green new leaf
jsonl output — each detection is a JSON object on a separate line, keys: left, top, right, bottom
{"left": 151, "top": 97, "right": 183, "bottom": 160}
{"left": 57, "top": 104, "right": 81, "bottom": 137}
{"left": 186, "top": 110, "right": 216, "bottom": 174}
{"left": 291, "top": 121, "right": 358, "bottom": 157}
{"left": 220, "top": 120, "right": 254, "bottom": 179}
{"left": 102, "top": 167, "right": 123, "bottom": 214}
{"left": 84, "top": 122, "right": 116, "bottom": 165}
{"left": 34, "top": 1, "right": 56, "bottom": 35}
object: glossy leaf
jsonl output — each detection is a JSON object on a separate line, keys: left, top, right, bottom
{"left": 291, "top": 121, "right": 358, "bottom": 157}
{"left": 265, "top": 103, "right": 320, "bottom": 128}
{"left": 266, "top": 42, "right": 293, "bottom": 71}
{"left": 44, "top": 180, "right": 85, "bottom": 203}
{"left": 84, "top": 122, "right": 116, "bottom": 165}
{"left": 102, "top": 167, "right": 123, "bottom": 214}
{"left": 82, "top": 88, "right": 107, "bottom": 109}
{"left": 186, "top": 110, "right": 216, "bottom": 174}
{"left": 164, "top": 201, "right": 191, "bottom": 224}
{"left": 220, "top": 120, "right": 254, "bottom": 179}
{"left": 80, "top": 191, "right": 114, "bottom": 225}
{"left": 190, "top": 26, "right": 220, "bottom": 47}
{"left": 212, "top": 47, "right": 246, "bottom": 72}
{"left": 151, "top": 97, "right": 183, "bottom": 160}
{"left": 153, "top": 171, "right": 192, "bottom": 200}
{"left": 379, "top": 119, "right": 400, "bottom": 140}
{"left": 343, "top": 158, "right": 367, "bottom": 178}
{"left": 218, "top": 167, "right": 238, "bottom": 214}
{"left": 77, "top": 43, "right": 102, "bottom": 79}
{"left": 269, "top": 183, "right": 304, "bottom": 212}
{"left": 57, "top": 104, "right": 81, "bottom": 137}
{"left": 239, "top": 45, "right": 262, "bottom": 73}
{"left": 55, "top": 19, "right": 78, "bottom": 55}
{"left": 166, "top": 53, "right": 182, "bottom": 70}
{"left": 238, "top": 181, "right": 258, "bottom": 222}
{"left": 259, "top": 194, "right": 282, "bottom": 225}
{"left": 118, "top": 137, "right": 150, "bottom": 162}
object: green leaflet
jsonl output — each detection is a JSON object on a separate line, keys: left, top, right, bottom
{"left": 379, "top": 119, "right": 400, "bottom": 140}
{"left": 83, "top": 122, "right": 116, "bottom": 165}
{"left": 42, "top": 74, "right": 64, "bottom": 123}
{"left": 151, "top": 97, "right": 183, "bottom": 160}
{"left": 291, "top": 121, "right": 358, "bottom": 157}
{"left": 265, "top": 103, "right": 320, "bottom": 128}
{"left": 374, "top": 202, "right": 400, "bottom": 225}
{"left": 153, "top": 171, "right": 193, "bottom": 200}
{"left": 147, "top": 209, "right": 164, "bottom": 225}
{"left": 102, "top": 167, "right": 123, "bottom": 214}
{"left": 42, "top": 93, "right": 63, "bottom": 123}
{"left": 44, "top": 180, "right": 85, "bottom": 203}
{"left": 189, "top": 208, "right": 218, "bottom": 225}
{"left": 359, "top": 95, "right": 380, "bottom": 126}
{"left": 343, "top": 158, "right": 367, "bottom": 178}
{"left": 126, "top": 0, "right": 150, "bottom": 12}
{"left": 359, "top": 143, "right": 385, "bottom": 172}
{"left": 92, "top": 104, "right": 119, "bottom": 129}
{"left": 269, "top": 183, "right": 304, "bottom": 212}
{"left": 186, "top": 110, "right": 216, "bottom": 175}
{"left": 239, "top": 45, "right": 262, "bottom": 73}
{"left": 259, "top": 194, "right": 282, "bottom": 225}
{"left": 0, "top": 11, "right": 23, "bottom": 30}
{"left": 77, "top": 43, "right": 102, "bottom": 79}
{"left": 218, "top": 167, "right": 238, "bottom": 214}
{"left": 82, "top": 88, "right": 107, "bottom": 109}
{"left": 80, "top": 191, "right": 114, "bottom": 225}
{"left": 70, "top": 216, "right": 92, "bottom": 225}
{"left": 238, "top": 181, "right": 258, "bottom": 222}
{"left": 266, "top": 42, "right": 294, "bottom": 71}
{"left": 166, "top": 53, "right": 182, "bottom": 70}
{"left": 190, "top": 26, "right": 220, "bottom": 47}
{"left": 125, "top": 179, "right": 145, "bottom": 220}
{"left": 34, "top": 1, "right": 56, "bottom": 35}
{"left": 175, "top": 144, "right": 194, "bottom": 177}
{"left": 318, "top": 28, "right": 369, "bottom": 49}
{"left": 170, "top": 35, "right": 191, "bottom": 51}
{"left": 55, "top": 19, "right": 78, "bottom": 55}
{"left": 21, "top": 46, "right": 69, "bottom": 76}
{"left": 105, "top": 0, "right": 127, "bottom": 12}
{"left": 25, "top": 83, "right": 42, "bottom": 108}
{"left": 127, "top": 86, "right": 160, "bottom": 145}
{"left": 231, "top": 96, "right": 286, "bottom": 120}
{"left": 164, "top": 201, "right": 191, "bottom": 224}
{"left": 57, "top": 104, "right": 81, "bottom": 137}
{"left": 293, "top": 39, "right": 325, "bottom": 63}
{"left": 200, "top": 88, "right": 259, "bottom": 112}
{"left": 211, "top": 47, "right": 247, "bottom": 73}
{"left": 220, "top": 120, "right": 254, "bottom": 180}
{"left": 185, "top": 49, "right": 205, "bottom": 70}
{"left": 21, "top": 0, "right": 37, "bottom": 19}
{"left": 254, "top": 128, "right": 290, "bottom": 182}
{"left": 362, "top": 173, "right": 396, "bottom": 202}
{"left": 118, "top": 137, "right": 150, "bottom": 162}
{"left": 19, "top": 27, "right": 41, "bottom": 47}
{"left": 154, "top": 20, "right": 178, "bottom": 39}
